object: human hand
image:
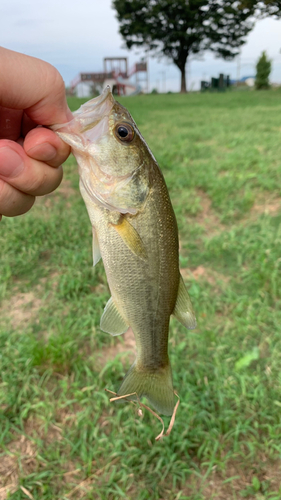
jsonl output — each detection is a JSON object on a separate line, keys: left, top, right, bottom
{"left": 0, "top": 47, "right": 72, "bottom": 221}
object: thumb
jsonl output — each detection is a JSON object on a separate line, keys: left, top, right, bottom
{"left": 0, "top": 47, "right": 72, "bottom": 126}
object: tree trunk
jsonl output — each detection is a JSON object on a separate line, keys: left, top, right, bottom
{"left": 175, "top": 54, "right": 188, "bottom": 93}
{"left": 180, "top": 64, "right": 187, "bottom": 93}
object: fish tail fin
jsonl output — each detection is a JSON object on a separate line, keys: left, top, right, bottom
{"left": 117, "top": 361, "right": 174, "bottom": 416}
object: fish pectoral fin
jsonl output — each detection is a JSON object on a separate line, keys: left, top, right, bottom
{"left": 173, "top": 275, "right": 197, "bottom": 330}
{"left": 110, "top": 217, "right": 147, "bottom": 260}
{"left": 92, "top": 227, "right": 101, "bottom": 266}
{"left": 100, "top": 297, "right": 129, "bottom": 336}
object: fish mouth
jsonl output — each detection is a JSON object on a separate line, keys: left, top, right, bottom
{"left": 51, "top": 86, "right": 115, "bottom": 134}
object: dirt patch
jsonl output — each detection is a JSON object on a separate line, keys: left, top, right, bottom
{"left": 1, "top": 291, "right": 42, "bottom": 330}
{"left": 55, "top": 402, "right": 83, "bottom": 427}
{"left": 0, "top": 453, "right": 18, "bottom": 500}
{"left": 193, "top": 189, "right": 224, "bottom": 235}
{"left": 0, "top": 433, "right": 37, "bottom": 500}
{"left": 1, "top": 272, "right": 61, "bottom": 332}
{"left": 181, "top": 265, "right": 229, "bottom": 286}
{"left": 38, "top": 179, "right": 76, "bottom": 208}
{"left": 24, "top": 415, "right": 63, "bottom": 446}
{"left": 65, "top": 457, "right": 121, "bottom": 499}
{"left": 185, "top": 458, "right": 281, "bottom": 499}
{"left": 250, "top": 194, "right": 281, "bottom": 217}
{"left": 98, "top": 328, "right": 136, "bottom": 367}
{"left": 0, "top": 415, "right": 65, "bottom": 499}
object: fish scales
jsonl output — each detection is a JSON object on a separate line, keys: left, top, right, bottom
{"left": 52, "top": 87, "right": 196, "bottom": 416}
{"left": 98, "top": 167, "right": 179, "bottom": 370}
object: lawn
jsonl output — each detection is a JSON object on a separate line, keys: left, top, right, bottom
{"left": 1, "top": 89, "right": 281, "bottom": 499}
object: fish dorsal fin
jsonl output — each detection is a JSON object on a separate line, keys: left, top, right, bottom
{"left": 92, "top": 227, "right": 101, "bottom": 266}
{"left": 100, "top": 297, "right": 129, "bottom": 336}
{"left": 110, "top": 217, "right": 147, "bottom": 260}
{"left": 173, "top": 275, "right": 197, "bottom": 330}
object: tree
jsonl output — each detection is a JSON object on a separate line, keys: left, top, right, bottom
{"left": 112, "top": 0, "right": 256, "bottom": 92}
{"left": 255, "top": 51, "right": 271, "bottom": 89}
{"left": 238, "top": 0, "right": 281, "bottom": 17}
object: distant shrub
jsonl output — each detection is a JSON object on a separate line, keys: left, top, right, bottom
{"left": 151, "top": 88, "right": 158, "bottom": 94}
{"left": 255, "top": 51, "right": 271, "bottom": 90}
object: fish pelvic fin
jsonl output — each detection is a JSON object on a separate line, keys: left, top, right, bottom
{"left": 117, "top": 361, "right": 175, "bottom": 417}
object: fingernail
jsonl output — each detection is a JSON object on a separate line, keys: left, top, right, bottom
{"left": 26, "top": 143, "right": 57, "bottom": 162}
{"left": 0, "top": 147, "right": 24, "bottom": 177}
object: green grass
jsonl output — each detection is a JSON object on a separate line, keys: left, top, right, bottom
{"left": 1, "top": 90, "right": 281, "bottom": 499}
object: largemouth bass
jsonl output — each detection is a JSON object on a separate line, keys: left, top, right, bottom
{"left": 52, "top": 87, "right": 196, "bottom": 416}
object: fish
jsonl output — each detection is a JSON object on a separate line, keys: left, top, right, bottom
{"left": 51, "top": 87, "right": 196, "bottom": 416}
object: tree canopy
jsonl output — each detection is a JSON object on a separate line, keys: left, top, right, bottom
{"left": 256, "top": 51, "right": 272, "bottom": 88}
{"left": 238, "top": 0, "right": 281, "bottom": 17}
{"left": 113, "top": 0, "right": 256, "bottom": 92}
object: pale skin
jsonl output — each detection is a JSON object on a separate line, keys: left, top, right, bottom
{"left": 0, "top": 47, "right": 73, "bottom": 221}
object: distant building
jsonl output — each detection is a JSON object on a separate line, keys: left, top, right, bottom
{"left": 76, "top": 82, "right": 93, "bottom": 98}
{"left": 230, "top": 76, "right": 256, "bottom": 87}
{"left": 243, "top": 77, "right": 255, "bottom": 87}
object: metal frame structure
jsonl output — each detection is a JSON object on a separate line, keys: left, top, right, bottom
{"left": 103, "top": 57, "right": 128, "bottom": 79}
{"left": 70, "top": 57, "right": 149, "bottom": 96}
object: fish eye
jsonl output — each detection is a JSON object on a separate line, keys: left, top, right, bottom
{"left": 115, "top": 123, "right": 134, "bottom": 143}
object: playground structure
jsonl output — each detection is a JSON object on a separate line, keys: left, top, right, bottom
{"left": 70, "top": 57, "right": 149, "bottom": 96}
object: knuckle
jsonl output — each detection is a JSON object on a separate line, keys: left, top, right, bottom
{"left": 45, "top": 66, "right": 65, "bottom": 101}
{"left": 27, "top": 171, "right": 48, "bottom": 194}
{"left": 43, "top": 63, "right": 64, "bottom": 91}
{"left": 49, "top": 145, "right": 70, "bottom": 167}
{"left": 0, "top": 179, "right": 35, "bottom": 216}
{"left": 0, "top": 178, "right": 5, "bottom": 196}
{"left": 27, "top": 163, "right": 63, "bottom": 196}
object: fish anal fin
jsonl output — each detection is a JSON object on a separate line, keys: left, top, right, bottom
{"left": 92, "top": 227, "right": 101, "bottom": 266}
{"left": 110, "top": 217, "right": 147, "bottom": 260}
{"left": 173, "top": 275, "right": 197, "bottom": 330}
{"left": 100, "top": 297, "right": 129, "bottom": 336}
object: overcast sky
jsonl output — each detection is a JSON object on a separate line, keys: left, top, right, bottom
{"left": 2, "top": 0, "right": 281, "bottom": 92}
